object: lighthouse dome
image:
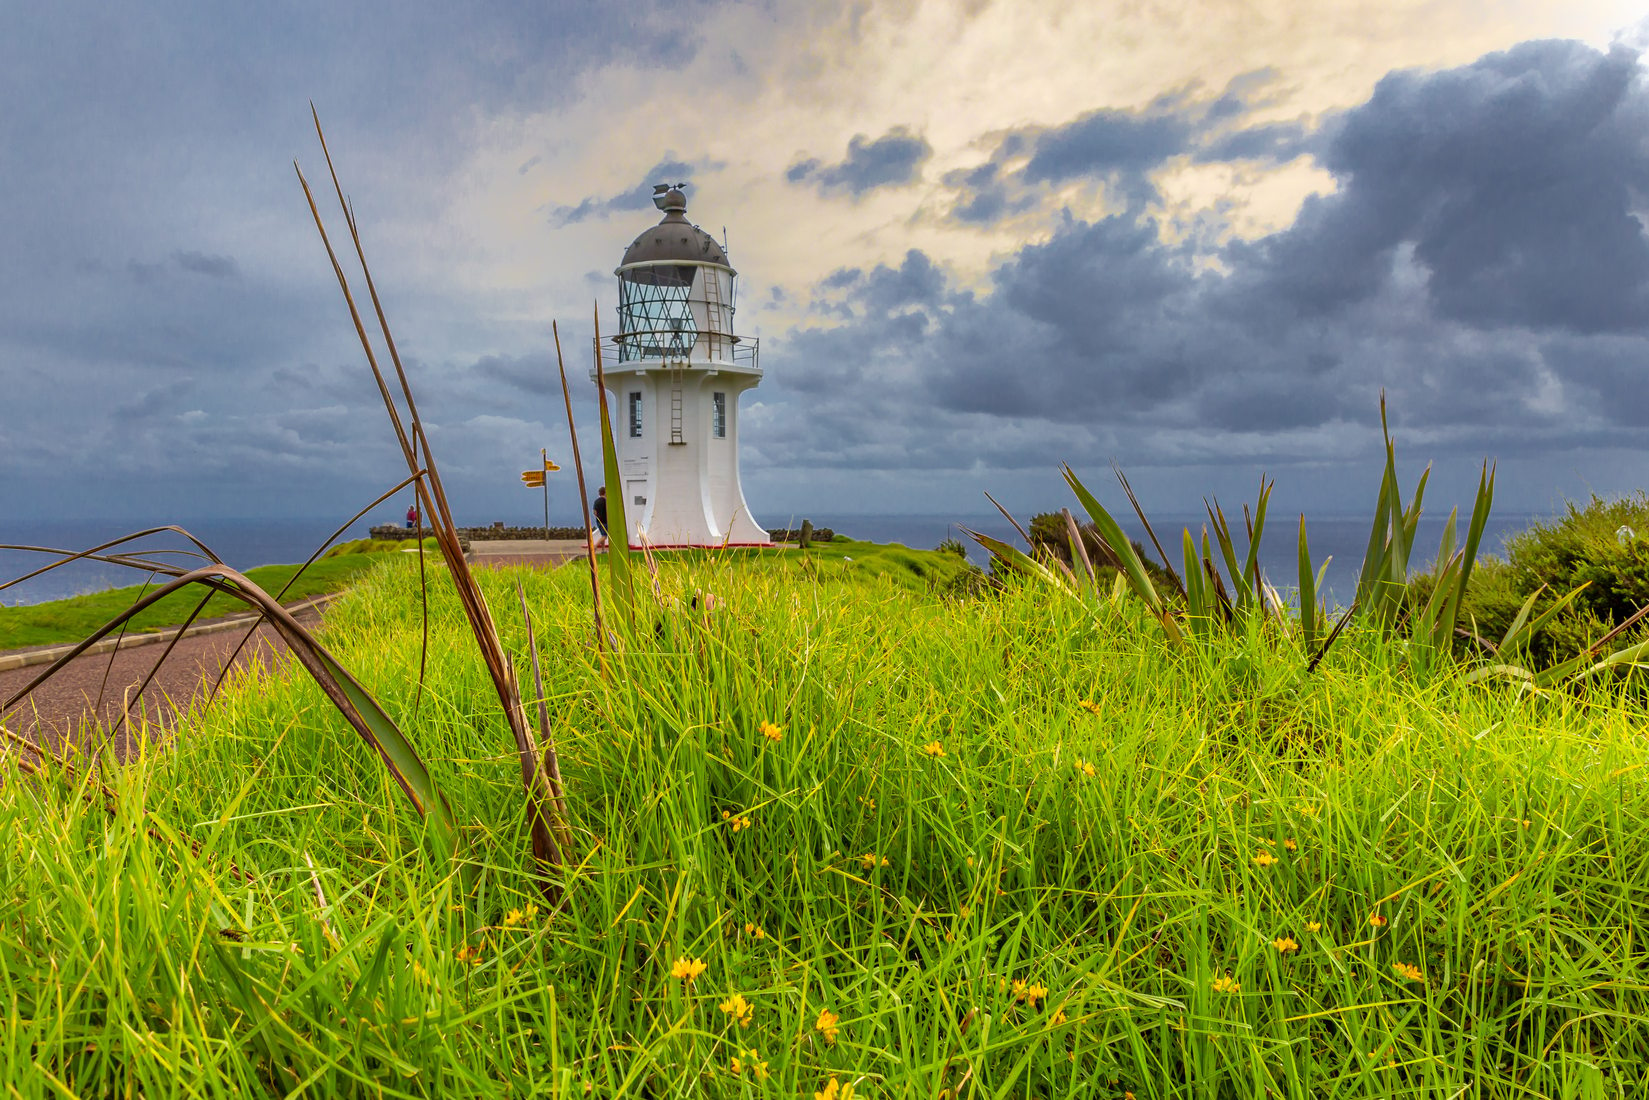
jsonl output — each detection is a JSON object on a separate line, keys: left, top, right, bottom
{"left": 620, "top": 190, "right": 730, "bottom": 269}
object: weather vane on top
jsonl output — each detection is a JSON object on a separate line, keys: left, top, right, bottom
{"left": 651, "top": 182, "right": 689, "bottom": 211}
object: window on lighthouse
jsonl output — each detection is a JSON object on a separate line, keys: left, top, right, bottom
{"left": 628, "top": 391, "right": 642, "bottom": 438}
{"left": 712, "top": 392, "right": 726, "bottom": 438}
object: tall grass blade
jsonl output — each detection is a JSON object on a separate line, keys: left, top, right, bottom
{"left": 960, "top": 527, "right": 1070, "bottom": 591}
{"left": 984, "top": 490, "right": 1034, "bottom": 547}
{"left": 517, "top": 584, "right": 573, "bottom": 891}
{"left": 553, "top": 321, "right": 606, "bottom": 647}
{"left": 1243, "top": 478, "right": 1273, "bottom": 609}
{"left": 1061, "top": 508, "right": 1097, "bottom": 591}
{"left": 1182, "top": 528, "right": 1205, "bottom": 626}
{"left": 1201, "top": 528, "right": 1234, "bottom": 624}
{"left": 1443, "top": 462, "right": 1495, "bottom": 645}
{"left": 1306, "top": 598, "right": 1358, "bottom": 674}
{"left": 592, "top": 302, "right": 637, "bottom": 630}
{"left": 1062, "top": 464, "right": 1181, "bottom": 645}
{"left": 301, "top": 116, "right": 572, "bottom": 892}
{"left": 1205, "top": 500, "right": 1254, "bottom": 610}
{"left": 1297, "top": 516, "right": 1317, "bottom": 653}
{"left": 1113, "top": 466, "right": 1184, "bottom": 601}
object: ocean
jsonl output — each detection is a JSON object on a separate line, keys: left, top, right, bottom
{"left": 2, "top": 510, "right": 1545, "bottom": 608}
{"left": 0, "top": 517, "right": 360, "bottom": 607}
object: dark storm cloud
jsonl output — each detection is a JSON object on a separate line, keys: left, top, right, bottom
{"left": 1233, "top": 40, "right": 1649, "bottom": 334}
{"left": 787, "top": 127, "right": 933, "bottom": 196}
{"left": 769, "top": 41, "right": 1649, "bottom": 484}
{"left": 1192, "top": 122, "right": 1314, "bottom": 164}
{"left": 472, "top": 353, "right": 555, "bottom": 395}
{"left": 0, "top": 0, "right": 701, "bottom": 521}
{"left": 551, "top": 158, "right": 704, "bottom": 225}
{"left": 1021, "top": 110, "right": 1193, "bottom": 183}
{"left": 943, "top": 69, "right": 1310, "bottom": 223}
{"left": 172, "top": 251, "right": 240, "bottom": 279}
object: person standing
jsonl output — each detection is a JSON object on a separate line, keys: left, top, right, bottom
{"left": 591, "top": 486, "right": 609, "bottom": 549}
{"left": 405, "top": 503, "right": 420, "bottom": 529}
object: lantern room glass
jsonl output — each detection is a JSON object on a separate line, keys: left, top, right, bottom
{"left": 617, "top": 264, "right": 698, "bottom": 362}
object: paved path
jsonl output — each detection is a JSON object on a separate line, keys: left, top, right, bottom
{"left": 466, "top": 538, "right": 592, "bottom": 571}
{"left": 0, "top": 546, "right": 591, "bottom": 758}
{"left": 0, "top": 606, "right": 324, "bottom": 759}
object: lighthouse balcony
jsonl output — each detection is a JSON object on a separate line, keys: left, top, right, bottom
{"left": 593, "top": 331, "right": 760, "bottom": 374}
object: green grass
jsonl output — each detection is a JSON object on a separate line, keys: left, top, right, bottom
{"left": 324, "top": 536, "right": 444, "bottom": 558}
{"left": 0, "top": 554, "right": 381, "bottom": 650}
{"left": 1, "top": 550, "right": 1647, "bottom": 1096}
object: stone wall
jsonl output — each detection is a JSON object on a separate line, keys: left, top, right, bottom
{"left": 368, "top": 524, "right": 832, "bottom": 545}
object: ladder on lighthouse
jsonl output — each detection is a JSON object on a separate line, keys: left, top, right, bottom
{"left": 701, "top": 268, "right": 726, "bottom": 361}
{"left": 669, "top": 364, "right": 685, "bottom": 445}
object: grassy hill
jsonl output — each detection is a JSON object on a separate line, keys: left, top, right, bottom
{"left": 0, "top": 548, "right": 1645, "bottom": 1095}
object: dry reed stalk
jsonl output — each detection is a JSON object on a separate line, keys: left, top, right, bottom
{"left": 298, "top": 111, "right": 571, "bottom": 897}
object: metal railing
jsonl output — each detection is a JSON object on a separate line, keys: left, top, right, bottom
{"left": 592, "top": 330, "right": 760, "bottom": 372}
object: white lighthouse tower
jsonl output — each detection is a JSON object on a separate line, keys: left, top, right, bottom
{"left": 593, "top": 184, "right": 770, "bottom": 548}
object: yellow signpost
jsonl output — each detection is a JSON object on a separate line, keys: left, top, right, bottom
{"left": 521, "top": 449, "right": 559, "bottom": 537}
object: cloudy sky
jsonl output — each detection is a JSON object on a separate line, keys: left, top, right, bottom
{"left": 4, "top": 0, "right": 1649, "bottom": 532}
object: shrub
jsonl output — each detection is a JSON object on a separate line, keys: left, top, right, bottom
{"left": 1451, "top": 493, "right": 1649, "bottom": 666}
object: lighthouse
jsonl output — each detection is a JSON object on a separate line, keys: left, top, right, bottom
{"left": 593, "top": 184, "right": 770, "bottom": 548}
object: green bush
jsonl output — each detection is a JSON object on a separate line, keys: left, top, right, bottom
{"left": 1451, "top": 493, "right": 1649, "bottom": 666}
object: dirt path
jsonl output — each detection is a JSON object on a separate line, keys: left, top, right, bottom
{"left": 0, "top": 606, "right": 323, "bottom": 759}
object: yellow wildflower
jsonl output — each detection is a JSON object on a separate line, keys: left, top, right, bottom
{"left": 670, "top": 956, "right": 707, "bottom": 982}
{"left": 1210, "top": 974, "right": 1240, "bottom": 994}
{"left": 744, "top": 922, "right": 766, "bottom": 939}
{"left": 815, "top": 1007, "right": 841, "bottom": 1045}
{"left": 759, "top": 721, "right": 784, "bottom": 742}
{"left": 814, "top": 1076, "right": 854, "bottom": 1100}
{"left": 923, "top": 740, "right": 945, "bottom": 757}
{"left": 1392, "top": 961, "right": 1426, "bottom": 983}
{"left": 1273, "top": 937, "right": 1299, "bottom": 954}
{"left": 1283, "top": 838, "right": 1297, "bottom": 851}
{"left": 728, "top": 815, "right": 752, "bottom": 832}
{"left": 746, "top": 1051, "right": 770, "bottom": 1080}
{"left": 1074, "top": 758, "right": 1097, "bottom": 778}
{"left": 1298, "top": 802, "right": 1320, "bottom": 817}
{"left": 502, "top": 902, "right": 540, "bottom": 928}
{"left": 1050, "top": 1007, "right": 1068, "bottom": 1025}
{"left": 454, "top": 945, "right": 481, "bottom": 965}
{"left": 1011, "top": 979, "right": 1049, "bottom": 1007}
{"left": 1253, "top": 851, "right": 1277, "bottom": 868}
{"left": 1370, "top": 914, "right": 1388, "bottom": 928}
{"left": 730, "top": 1056, "right": 742, "bottom": 1076}
{"left": 1078, "top": 699, "right": 1103, "bottom": 715}
{"left": 719, "top": 992, "right": 754, "bottom": 1028}
{"left": 859, "top": 853, "right": 889, "bottom": 871}
{"left": 1305, "top": 921, "right": 1322, "bottom": 933}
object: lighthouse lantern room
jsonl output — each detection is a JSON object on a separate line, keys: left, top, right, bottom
{"left": 592, "top": 184, "right": 770, "bottom": 548}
